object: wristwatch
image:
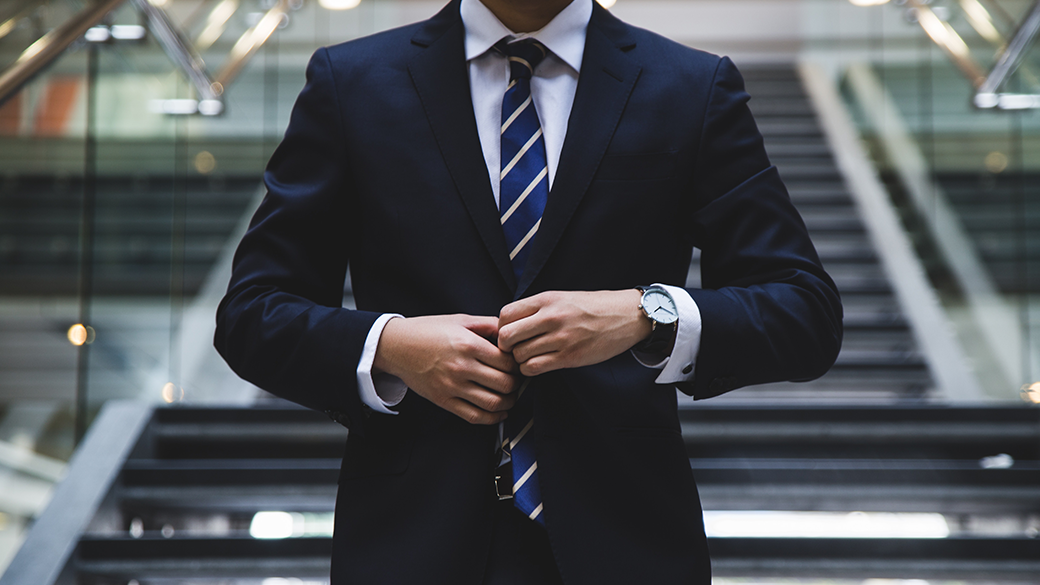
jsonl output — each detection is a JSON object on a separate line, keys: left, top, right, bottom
{"left": 635, "top": 285, "right": 678, "bottom": 355}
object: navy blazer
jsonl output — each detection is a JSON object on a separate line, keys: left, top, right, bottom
{"left": 216, "top": 2, "right": 843, "bottom": 583}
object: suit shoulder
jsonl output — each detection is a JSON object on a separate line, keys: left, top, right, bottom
{"left": 322, "top": 21, "right": 426, "bottom": 67}
{"left": 624, "top": 25, "right": 726, "bottom": 77}
{"left": 590, "top": 4, "right": 729, "bottom": 80}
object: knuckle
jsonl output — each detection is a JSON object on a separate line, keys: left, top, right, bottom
{"left": 495, "top": 372, "right": 511, "bottom": 391}
{"left": 482, "top": 394, "right": 504, "bottom": 412}
{"left": 534, "top": 361, "right": 549, "bottom": 375}
{"left": 455, "top": 336, "right": 478, "bottom": 353}
{"left": 445, "top": 359, "right": 466, "bottom": 376}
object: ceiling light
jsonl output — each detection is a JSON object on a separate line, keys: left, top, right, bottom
{"left": 319, "top": 0, "right": 361, "bottom": 9}
{"left": 111, "top": 25, "right": 146, "bottom": 40}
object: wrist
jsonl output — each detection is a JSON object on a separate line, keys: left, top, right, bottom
{"left": 372, "top": 316, "right": 406, "bottom": 377}
{"left": 622, "top": 289, "right": 653, "bottom": 346}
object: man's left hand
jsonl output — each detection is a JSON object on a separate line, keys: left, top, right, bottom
{"left": 498, "top": 290, "right": 653, "bottom": 377}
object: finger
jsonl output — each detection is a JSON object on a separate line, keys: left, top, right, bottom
{"left": 510, "top": 332, "right": 557, "bottom": 365}
{"left": 468, "top": 362, "right": 520, "bottom": 395}
{"left": 460, "top": 384, "right": 517, "bottom": 412}
{"left": 462, "top": 315, "right": 500, "bottom": 341}
{"left": 447, "top": 397, "right": 509, "bottom": 425}
{"left": 519, "top": 353, "right": 562, "bottom": 377}
{"left": 498, "top": 294, "right": 545, "bottom": 329}
{"left": 498, "top": 307, "right": 555, "bottom": 352}
{"left": 467, "top": 332, "right": 521, "bottom": 374}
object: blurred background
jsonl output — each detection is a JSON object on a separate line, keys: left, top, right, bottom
{"left": 0, "top": 0, "right": 1038, "bottom": 583}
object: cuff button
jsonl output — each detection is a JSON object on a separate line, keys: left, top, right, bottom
{"left": 682, "top": 365, "right": 693, "bottom": 375}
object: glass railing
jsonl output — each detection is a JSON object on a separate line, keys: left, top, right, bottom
{"left": 895, "top": 0, "right": 1040, "bottom": 106}
{"left": 804, "top": 0, "right": 1040, "bottom": 402}
{"left": 1, "top": 0, "right": 1038, "bottom": 582}
{"left": 0, "top": 0, "right": 394, "bottom": 574}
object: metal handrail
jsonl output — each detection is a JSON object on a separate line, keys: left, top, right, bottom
{"left": 131, "top": 0, "right": 223, "bottom": 111}
{"left": 975, "top": 0, "right": 1040, "bottom": 107}
{"left": 213, "top": 0, "right": 290, "bottom": 91}
{"left": 903, "top": 0, "right": 1040, "bottom": 109}
{"left": 0, "top": 0, "right": 290, "bottom": 115}
{"left": 0, "top": 0, "right": 126, "bottom": 107}
{"left": 0, "top": 0, "right": 42, "bottom": 42}
{"left": 0, "top": 401, "right": 153, "bottom": 585}
{"left": 905, "top": 0, "right": 988, "bottom": 88}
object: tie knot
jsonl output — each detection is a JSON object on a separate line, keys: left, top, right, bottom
{"left": 496, "top": 39, "right": 548, "bottom": 81}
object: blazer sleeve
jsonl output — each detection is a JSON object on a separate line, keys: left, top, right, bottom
{"left": 215, "top": 47, "right": 380, "bottom": 433}
{"left": 678, "top": 56, "right": 843, "bottom": 399}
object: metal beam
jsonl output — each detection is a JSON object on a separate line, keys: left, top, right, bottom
{"left": 130, "top": 0, "right": 223, "bottom": 114}
{"left": 212, "top": 0, "right": 290, "bottom": 91}
{"left": 0, "top": 0, "right": 41, "bottom": 42}
{"left": 0, "top": 0, "right": 126, "bottom": 107}
{"left": 979, "top": 0, "right": 1040, "bottom": 96}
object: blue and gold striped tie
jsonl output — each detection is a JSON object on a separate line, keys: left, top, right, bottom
{"left": 498, "top": 39, "right": 549, "bottom": 282}
{"left": 498, "top": 38, "right": 548, "bottom": 525}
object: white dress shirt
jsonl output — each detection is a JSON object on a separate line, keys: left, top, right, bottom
{"left": 355, "top": 0, "right": 702, "bottom": 414}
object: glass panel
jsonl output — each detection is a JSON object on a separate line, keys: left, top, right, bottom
{"left": 2, "top": 1, "right": 1038, "bottom": 582}
{"left": 804, "top": 0, "right": 1040, "bottom": 402}
{"left": 0, "top": 0, "right": 396, "bottom": 572}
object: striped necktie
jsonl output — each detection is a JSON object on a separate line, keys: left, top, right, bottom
{"left": 497, "top": 39, "right": 548, "bottom": 525}
{"left": 506, "top": 379, "right": 543, "bottom": 524}
{"left": 497, "top": 39, "right": 549, "bottom": 282}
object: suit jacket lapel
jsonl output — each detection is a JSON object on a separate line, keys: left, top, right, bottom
{"left": 515, "top": 5, "right": 641, "bottom": 298}
{"left": 408, "top": 1, "right": 517, "bottom": 291}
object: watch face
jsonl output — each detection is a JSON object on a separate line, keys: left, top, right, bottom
{"left": 642, "top": 289, "right": 678, "bottom": 325}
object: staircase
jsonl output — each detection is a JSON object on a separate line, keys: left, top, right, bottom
{"left": 6, "top": 402, "right": 1038, "bottom": 584}
{"left": 938, "top": 171, "right": 1040, "bottom": 294}
{"left": 0, "top": 174, "right": 259, "bottom": 296}
{"left": 693, "top": 65, "right": 936, "bottom": 403}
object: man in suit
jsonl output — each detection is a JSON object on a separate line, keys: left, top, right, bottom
{"left": 215, "top": 0, "right": 843, "bottom": 582}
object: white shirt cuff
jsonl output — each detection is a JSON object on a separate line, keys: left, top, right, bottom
{"left": 631, "top": 284, "right": 702, "bottom": 384}
{"left": 356, "top": 313, "right": 408, "bottom": 414}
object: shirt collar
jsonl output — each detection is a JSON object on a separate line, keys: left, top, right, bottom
{"left": 461, "top": 0, "right": 591, "bottom": 73}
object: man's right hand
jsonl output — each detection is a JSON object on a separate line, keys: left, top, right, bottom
{"left": 372, "top": 314, "right": 520, "bottom": 425}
